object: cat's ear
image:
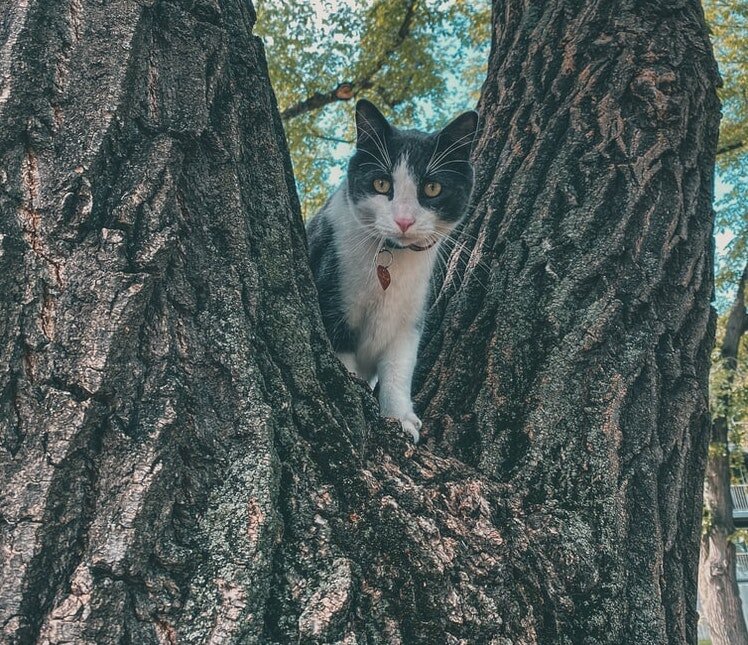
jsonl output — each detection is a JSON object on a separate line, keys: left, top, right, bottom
{"left": 435, "top": 110, "right": 479, "bottom": 159}
{"left": 355, "top": 100, "right": 391, "bottom": 148}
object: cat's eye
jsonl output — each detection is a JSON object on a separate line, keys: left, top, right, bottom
{"left": 373, "top": 178, "right": 391, "bottom": 194}
{"left": 424, "top": 181, "right": 442, "bottom": 197}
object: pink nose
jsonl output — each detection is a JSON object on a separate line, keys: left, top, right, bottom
{"left": 395, "top": 217, "right": 415, "bottom": 233}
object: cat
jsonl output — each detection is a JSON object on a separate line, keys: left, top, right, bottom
{"left": 306, "top": 99, "right": 478, "bottom": 442}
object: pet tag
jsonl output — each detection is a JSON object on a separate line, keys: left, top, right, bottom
{"left": 377, "top": 248, "right": 394, "bottom": 290}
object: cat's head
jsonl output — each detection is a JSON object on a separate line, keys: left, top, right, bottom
{"left": 346, "top": 100, "right": 478, "bottom": 248}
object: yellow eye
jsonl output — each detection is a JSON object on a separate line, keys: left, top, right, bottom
{"left": 424, "top": 181, "right": 442, "bottom": 197}
{"left": 373, "top": 178, "right": 391, "bottom": 194}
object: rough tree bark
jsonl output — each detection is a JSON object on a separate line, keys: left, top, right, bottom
{"left": 699, "top": 263, "right": 748, "bottom": 645}
{"left": 0, "top": 2, "right": 719, "bottom": 645}
{"left": 415, "top": 0, "right": 720, "bottom": 642}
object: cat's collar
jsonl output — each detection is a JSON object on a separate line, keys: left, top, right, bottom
{"left": 382, "top": 238, "right": 438, "bottom": 253}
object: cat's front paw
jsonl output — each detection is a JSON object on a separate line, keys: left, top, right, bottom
{"left": 399, "top": 412, "right": 422, "bottom": 443}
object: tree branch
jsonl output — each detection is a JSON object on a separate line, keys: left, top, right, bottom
{"left": 280, "top": 0, "right": 419, "bottom": 121}
{"left": 281, "top": 83, "right": 356, "bottom": 121}
{"left": 309, "top": 133, "right": 354, "bottom": 144}
{"left": 716, "top": 140, "right": 745, "bottom": 156}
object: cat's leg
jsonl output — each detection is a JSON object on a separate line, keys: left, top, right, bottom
{"left": 377, "top": 328, "right": 422, "bottom": 443}
{"left": 337, "top": 352, "right": 359, "bottom": 375}
{"left": 338, "top": 352, "right": 378, "bottom": 390}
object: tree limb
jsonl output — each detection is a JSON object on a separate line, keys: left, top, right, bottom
{"left": 716, "top": 140, "right": 745, "bottom": 156}
{"left": 309, "top": 133, "right": 354, "bottom": 144}
{"left": 281, "top": 83, "right": 357, "bottom": 121}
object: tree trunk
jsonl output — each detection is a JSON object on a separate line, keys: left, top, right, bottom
{"left": 0, "top": 2, "right": 719, "bottom": 645}
{"left": 416, "top": 1, "right": 720, "bottom": 642}
{"left": 699, "top": 263, "right": 748, "bottom": 645}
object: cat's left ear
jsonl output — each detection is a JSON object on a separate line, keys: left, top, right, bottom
{"left": 436, "top": 110, "right": 479, "bottom": 159}
{"left": 355, "top": 99, "right": 391, "bottom": 148}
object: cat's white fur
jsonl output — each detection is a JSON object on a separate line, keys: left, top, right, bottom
{"left": 326, "top": 158, "right": 449, "bottom": 442}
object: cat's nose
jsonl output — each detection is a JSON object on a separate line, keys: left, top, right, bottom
{"left": 394, "top": 216, "right": 415, "bottom": 232}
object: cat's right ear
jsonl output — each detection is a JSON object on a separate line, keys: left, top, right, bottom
{"left": 355, "top": 100, "right": 391, "bottom": 148}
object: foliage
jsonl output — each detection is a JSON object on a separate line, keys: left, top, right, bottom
{"left": 255, "top": 0, "right": 490, "bottom": 218}
{"left": 703, "top": 504, "right": 714, "bottom": 534}
{"left": 729, "top": 528, "right": 748, "bottom": 545}
{"left": 704, "top": 0, "right": 748, "bottom": 305}
{"left": 255, "top": 1, "right": 744, "bottom": 282}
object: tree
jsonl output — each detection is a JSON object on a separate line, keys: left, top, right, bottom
{"left": 700, "top": 264, "right": 748, "bottom": 645}
{"left": 0, "top": 1, "right": 720, "bottom": 644}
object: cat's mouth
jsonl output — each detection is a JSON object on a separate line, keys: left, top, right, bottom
{"left": 385, "top": 235, "right": 430, "bottom": 249}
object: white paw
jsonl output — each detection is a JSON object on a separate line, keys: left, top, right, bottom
{"left": 399, "top": 412, "right": 422, "bottom": 443}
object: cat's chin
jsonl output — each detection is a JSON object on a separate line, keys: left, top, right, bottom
{"left": 384, "top": 237, "right": 408, "bottom": 249}
{"left": 384, "top": 235, "right": 433, "bottom": 249}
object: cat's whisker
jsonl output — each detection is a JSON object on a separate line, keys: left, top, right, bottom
{"left": 346, "top": 228, "right": 382, "bottom": 259}
{"left": 428, "top": 160, "right": 472, "bottom": 175}
{"left": 347, "top": 238, "right": 374, "bottom": 259}
{"left": 431, "top": 247, "right": 482, "bottom": 293}
{"left": 448, "top": 245, "right": 493, "bottom": 276}
{"left": 448, "top": 249, "right": 492, "bottom": 290}
{"left": 431, "top": 244, "right": 490, "bottom": 292}
{"left": 433, "top": 226, "right": 491, "bottom": 249}
{"left": 432, "top": 158, "right": 472, "bottom": 166}
{"left": 424, "top": 130, "right": 445, "bottom": 176}
{"left": 359, "top": 162, "right": 387, "bottom": 172}
{"left": 356, "top": 149, "right": 389, "bottom": 173}
{"left": 427, "top": 138, "right": 474, "bottom": 172}
{"left": 429, "top": 168, "right": 471, "bottom": 178}
{"left": 425, "top": 230, "right": 494, "bottom": 286}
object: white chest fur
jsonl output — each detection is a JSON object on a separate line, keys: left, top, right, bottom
{"left": 346, "top": 241, "right": 434, "bottom": 370}
{"left": 328, "top": 186, "right": 436, "bottom": 374}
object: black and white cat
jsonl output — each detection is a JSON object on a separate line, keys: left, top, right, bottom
{"left": 306, "top": 100, "right": 478, "bottom": 442}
